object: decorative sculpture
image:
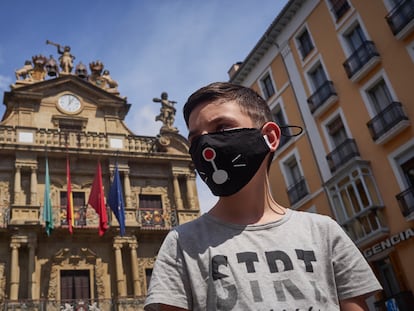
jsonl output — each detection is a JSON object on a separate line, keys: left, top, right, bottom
{"left": 46, "top": 40, "right": 75, "bottom": 74}
{"left": 15, "top": 60, "right": 33, "bottom": 80}
{"left": 153, "top": 92, "right": 178, "bottom": 131}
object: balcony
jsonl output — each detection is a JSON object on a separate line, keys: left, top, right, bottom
{"left": 367, "top": 102, "right": 409, "bottom": 145}
{"left": 0, "top": 297, "right": 146, "bottom": 311}
{"left": 396, "top": 187, "right": 414, "bottom": 221}
{"left": 340, "top": 205, "right": 389, "bottom": 247}
{"left": 326, "top": 139, "right": 360, "bottom": 173}
{"left": 343, "top": 41, "right": 380, "bottom": 82}
{"left": 307, "top": 80, "right": 338, "bottom": 116}
{"left": 330, "top": 0, "right": 351, "bottom": 21}
{"left": 386, "top": 0, "right": 414, "bottom": 40}
{"left": 0, "top": 125, "right": 157, "bottom": 154}
{"left": 374, "top": 291, "right": 414, "bottom": 311}
{"left": 287, "top": 177, "right": 309, "bottom": 205}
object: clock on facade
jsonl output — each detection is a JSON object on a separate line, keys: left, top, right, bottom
{"left": 58, "top": 94, "right": 81, "bottom": 113}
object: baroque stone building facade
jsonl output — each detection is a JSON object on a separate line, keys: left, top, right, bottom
{"left": 0, "top": 43, "right": 200, "bottom": 310}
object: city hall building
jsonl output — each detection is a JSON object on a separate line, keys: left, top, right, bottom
{"left": 228, "top": 0, "right": 414, "bottom": 310}
{"left": 0, "top": 43, "right": 200, "bottom": 310}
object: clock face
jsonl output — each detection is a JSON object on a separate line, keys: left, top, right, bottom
{"left": 58, "top": 94, "right": 81, "bottom": 113}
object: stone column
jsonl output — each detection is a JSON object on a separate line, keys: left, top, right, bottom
{"left": 14, "top": 166, "right": 21, "bottom": 204}
{"left": 172, "top": 175, "right": 183, "bottom": 210}
{"left": 9, "top": 242, "right": 20, "bottom": 300}
{"left": 129, "top": 240, "right": 141, "bottom": 296}
{"left": 123, "top": 171, "right": 132, "bottom": 208}
{"left": 185, "top": 175, "right": 194, "bottom": 209}
{"left": 113, "top": 240, "right": 126, "bottom": 297}
{"left": 28, "top": 240, "right": 36, "bottom": 299}
{"left": 30, "top": 166, "right": 38, "bottom": 206}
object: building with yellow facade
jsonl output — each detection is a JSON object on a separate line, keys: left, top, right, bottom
{"left": 0, "top": 43, "right": 200, "bottom": 310}
{"left": 229, "top": 0, "right": 414, "bottom": 310}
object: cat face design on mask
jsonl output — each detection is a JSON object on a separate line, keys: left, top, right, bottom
{"left": 189, "top": 128, "right": 270, "bottom": 197}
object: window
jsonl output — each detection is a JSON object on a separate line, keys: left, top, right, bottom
{"left": 368, "top": 79, "right": 393, "bottom": 113}
{"left": 139, "top": 194, "right": 164, "bottom": 226}
{"left": 345, "top": 24, "right": 366, "bottom": 52}
{"left": 327, "top": 116, "right": 347, "bottom": 147}
{"left": 272, "top": 105, "right": 291, "bottom": 148}
{"left": 61, "top": 270, "right": 90, "bottom": 301}
{"left": 309, "top": 65, "right": 328, "bottom": 90}
{"left": 329, "top": 0, "right": 350, "bottom": 21}
{"left": 60, "top": 191, "right": 86, "bottom": 226}
{"left": 297, "top": 29, "right": 314, "bottom": 59}
{"left": 284, "top": 156, "right": 308, "bottom": 204}
{"left": 328, "top": 167, "right": 386, "bottom": 244}
{"left": 260, "top": 73, "right": 275, "bottom": 100}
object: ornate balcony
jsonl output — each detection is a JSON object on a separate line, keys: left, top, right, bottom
{"left": 287, "top": 177, "right": 308, "bottom": 205}
{"left": 307, "top": 80, "right": 338, "bottom": 116}
{"left": 326, "top": 138, "right": 360, "bottom": 173}
{"left": 367, "top": 102, "right": 409, "bottom": 145}
{"left": 396, "top": 187, "right": 414, "bottom": 221}
{"left": 343, "top": 41, "right": 380, "bottom": 82}
{"left": 0, "top": 125, "right": 157, "bottom": 154}
{"left": 386, "top": 0, "right": 414, "bottom": 40}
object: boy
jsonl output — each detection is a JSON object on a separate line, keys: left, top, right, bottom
{"left": 144, "top": 82, "right": 382, "bottom": 310}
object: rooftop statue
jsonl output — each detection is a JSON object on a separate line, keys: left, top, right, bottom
{"left": 46, "top": 40, "right": 75, "bottom": 74}
{"left": 153, "top": 92, "right": 178, "bottom": 132}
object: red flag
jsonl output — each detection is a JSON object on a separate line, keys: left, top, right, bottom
{"left": 88, "top": 161, "right": 108, "bottom": 236}
{"left": 66, "top": 156, "right": 74, "bottom": 234}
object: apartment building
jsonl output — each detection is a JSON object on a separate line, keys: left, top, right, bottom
{"left": 229, "top": 0, "right": 414, "bottom": 309}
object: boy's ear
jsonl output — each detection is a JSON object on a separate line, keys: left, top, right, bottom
{"left": 262, "top": 122, "right": 281, "bottom": 152}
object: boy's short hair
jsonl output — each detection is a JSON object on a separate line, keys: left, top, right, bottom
{"left": 183, "top": 82, "right": 273, "bottom": 128}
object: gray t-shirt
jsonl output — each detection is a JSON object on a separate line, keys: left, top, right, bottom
{"left": 145, "top": 209, "right": 382, "bottom": 310}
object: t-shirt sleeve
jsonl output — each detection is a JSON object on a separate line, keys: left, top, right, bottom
{"left": 328, "top": 218, "right": 382, "bottom": 300}
{"left": 144, "top": 230, "right": 192, "bottom": 310}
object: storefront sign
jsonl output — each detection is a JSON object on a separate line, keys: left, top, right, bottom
{"left": 363, "top": 228, "right": 414, "bottom": 258}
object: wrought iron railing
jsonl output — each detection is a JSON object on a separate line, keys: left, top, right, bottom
{"left": 367, "top": 101, "right": 408, "bottom": 141}
{"left": 307, "top": 80, "right": 337, "bottom": 113}
{"left": 343, "top": 41, "right": 380, "bottom": 79}
{"left": 386, "top": 0, "right": 414, "bottom": 36}
{"left": 396, "top": 187, "right": 414, "bottom": 217}
{"left": 326, "top": 139, "right": 360, "bottom": 173}
{"left": 287, "top": 177, "right": 308, "bottom": 205}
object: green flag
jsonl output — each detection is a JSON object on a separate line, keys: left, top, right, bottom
{"left": 43, "top": 157, "right": 53, "bottom": 236}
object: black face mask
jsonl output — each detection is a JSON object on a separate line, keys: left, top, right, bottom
{"left": 189, "top": 128, "right": 271, "bottom": 197}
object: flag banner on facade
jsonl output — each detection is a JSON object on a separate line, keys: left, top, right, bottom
{"left": 66, "top": 156, "right": 74, "bottom": 234}
{"left": 108, "top": 163, "right": 126, "bottom": 236}
{"left": 88, "top": 161, "right": 108, "bottom": 236}
{"left": 43, "top": 156, "right": 53, "bottom": 236}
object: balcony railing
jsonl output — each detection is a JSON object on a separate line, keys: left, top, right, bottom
{"left": 330, "top": 0, "right": 351, "bottom": 21}
{"left": 326, "top": 138, "right": 360, "bottom": 173}
{"left": 374, "top": 290, "right": 414, "bottom": 311}
{"left": 307, "top": 80, "right": 337, "bottom": 114}
{"left": 343, "top": 41, "right": 380, "bottom": 80}
{"left": 0, "top": 125, "right": 157, "bottom": 153}
{"left": 396, "top": 187, "right": 414, "bottom": 220}
{"left": 386, "top": 0, "right": 414, "bottom": 37}
{"left": 367, "top": 101, "right": 409, "bottom": 142}
{"left": 287, "top": 177, "right": 308, "bottom": 205}
{"left": 0, "top": 296, "right": 146, "bottom": 311}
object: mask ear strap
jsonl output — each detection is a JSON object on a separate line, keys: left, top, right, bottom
{"left": 279, "top": 125, "right": 303, "bottom": 137}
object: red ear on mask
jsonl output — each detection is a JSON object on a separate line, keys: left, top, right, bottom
{"left": 261, "top": 122, "right": 281, "bottom": 152}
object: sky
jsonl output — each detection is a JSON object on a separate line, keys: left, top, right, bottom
{"left": 0, "top": 0, "right": 288, "bottom": 213}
